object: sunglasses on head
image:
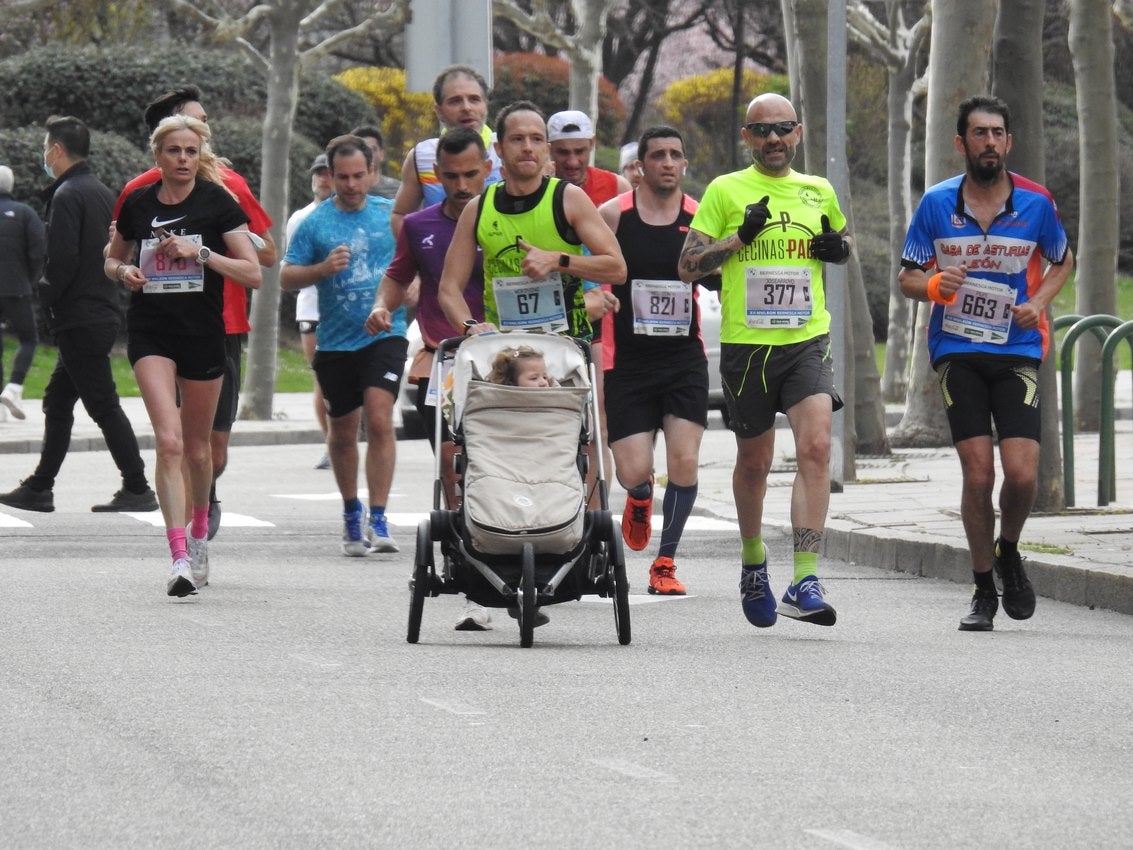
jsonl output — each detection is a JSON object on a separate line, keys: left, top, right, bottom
{"left": 744, "top": 120, "right": 799, "bottom": 138}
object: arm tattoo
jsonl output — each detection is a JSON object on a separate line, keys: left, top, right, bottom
{"left": 680, "top": 230, "right": 737, "bottom": 277}
{"left": 794, "top": 527, "right": 823, "bottom": 554}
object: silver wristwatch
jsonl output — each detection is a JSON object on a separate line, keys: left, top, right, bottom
{"left": 197, "top": 246, "right": 211, "bottom": 265}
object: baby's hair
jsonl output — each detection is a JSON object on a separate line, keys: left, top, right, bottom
{"left": 487, "top": 345, "right": 546, "bottom": 385}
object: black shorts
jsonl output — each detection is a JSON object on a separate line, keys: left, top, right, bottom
{"left": 212, "top": 333, "right": 245, "bottom": 432}
{"left": 298, "top": 320, "right": 318, "bottom": 335}
{"left": 935, "top": 354, "right": 1041, "bottom": 443}
{"left": 128, "top": 330, "right": 226, "bottom": 382}
{"left": 313, "top": 336, "right": 409, "bottom": 418}
{"left": 604, "top": 359, "right": 709, "bottom": 444}
{"left": 720, "top": 335, "right": 843, "bottom": 438}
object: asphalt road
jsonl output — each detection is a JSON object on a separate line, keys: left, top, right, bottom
{"left": 2, "top": 442, "right": 1131, "bottom": 849}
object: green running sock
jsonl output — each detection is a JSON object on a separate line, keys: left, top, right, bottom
{"left": 793, "top": 552, "right": 818, "bottom": 584}
{"left": 742, "top": 536, "right": 766, "bottom": 566}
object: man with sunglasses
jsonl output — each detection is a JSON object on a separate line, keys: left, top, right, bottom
{"left": 678, "top": 92, "right": 852, "bottom": 630}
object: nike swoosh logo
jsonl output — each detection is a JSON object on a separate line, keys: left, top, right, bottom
{"left": 151, "top": 215, "right": 186, "bottom": 228}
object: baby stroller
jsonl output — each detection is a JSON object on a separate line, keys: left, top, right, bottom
{"left": 406, "top": 331, "right": 631, "bottom": 648}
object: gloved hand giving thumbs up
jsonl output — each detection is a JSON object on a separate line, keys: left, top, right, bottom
{"left": 736, "top": 195, "right": 771, "bottom": 245}
{"left": 809, "top": 215, "right": 850, "bottom": 263}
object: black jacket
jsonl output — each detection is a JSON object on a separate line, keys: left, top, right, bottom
{"left": 0, "top": 191, "right": 46, "bottom": 298}
{"left": 39, "top": 161, "right": 119, "bottom": 332}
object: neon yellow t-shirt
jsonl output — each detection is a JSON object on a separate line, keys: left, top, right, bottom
{"left": 690, "top": 166, "right": 847, "bottom": 346}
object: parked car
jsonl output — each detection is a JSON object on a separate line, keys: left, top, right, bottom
{"left": 396, "top": 285, "right": 725, "bottom": 440}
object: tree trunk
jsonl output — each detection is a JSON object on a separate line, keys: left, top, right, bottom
{"left": 992, "top": 0, "right": 1062, "bottom": 512}
{"left": 568, "top": 0, "right": 612, "bottom": 120}
{"left": 880, "top": 56, "right": 917, "bottom": 402}
{"left": 891, "top": 0, "right": 997, "bottom": 448}
{"left": 240, "top": 4, "right": 302, "bottom": 420}
{"left": 1069, "top": 0, "right": 1120, "bottom": 432}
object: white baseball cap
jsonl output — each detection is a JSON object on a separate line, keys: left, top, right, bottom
{"left": 547, "top": 110, "right": 595, "bottom": 142}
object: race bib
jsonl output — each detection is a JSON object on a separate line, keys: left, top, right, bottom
{"left": 744, "top": 265, "right": 813, "bottom": 328}
{"left": 139, "top": 234, "right": 205, "bottom": 294}
{"left": 492, "top": 273, "right": 567, "bottom": 333}
{"left": 631, "top": 279, "right": 692, "bottom": 336}
{"left": 942, "top": 277, "right": 1015, "bottom": 345}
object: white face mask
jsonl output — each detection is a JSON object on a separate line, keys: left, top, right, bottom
{"left": 43, "top": 148, "right": 55, "bottom": 178}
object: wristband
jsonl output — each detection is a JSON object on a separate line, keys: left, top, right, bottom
{"left": 925, "top": 272, "right": 957, "bottom": 305}
{"left": 116, "top": 263, "right": 129, "bottom": 283}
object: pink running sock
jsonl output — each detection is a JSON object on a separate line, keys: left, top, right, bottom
{"left": 190, "top": 506, "right": 209, "bottom": 540}
{"left": 167, "top": 527, "right": 188, "bottom": 561}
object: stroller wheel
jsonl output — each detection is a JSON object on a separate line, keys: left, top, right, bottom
{"left": 518, "top": 543, "right": 537, "bottom": 648}
{"left": 607, "top": 522, "right": 631, "bottom": 645}
{"left": 407, "top": 519, "right": 432, "bottom": 644}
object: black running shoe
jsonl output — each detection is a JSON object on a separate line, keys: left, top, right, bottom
{"left": 91, "top": 487, "right": 158, "bottom": 512}
{"left": 959, "top": 587, "right": 999, "bottom": 631}
{"left": 0, "top": 481, "right": 54, "bottom": 512}
{"left": 994, "top": 549, "right": 1035, "bottom": 620}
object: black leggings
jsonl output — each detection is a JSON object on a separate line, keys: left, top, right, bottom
{"left": 0, "top": 295, "right": 38, "bottom": 385}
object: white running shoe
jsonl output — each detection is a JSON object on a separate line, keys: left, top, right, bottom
{"left": 454, "top": 601, "right": 492, "bottom": 631}
{"left": 366, "top": 514, "right": 399, "bottom": 553}
{"left": 0, "top": 383, "right": 26, "bottom": 420}
{"left": 188, "top": 533, "right": 209, "bottom": 588}
{"left": 166, "top": 558, "right": 197, "bottom": 597}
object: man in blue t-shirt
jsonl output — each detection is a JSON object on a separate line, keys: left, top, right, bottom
{"left": 282, "top": 135, "right": 408, "bottom": 557}
{"left": 899, "top": 95, "right": 1073, "bottom": 632}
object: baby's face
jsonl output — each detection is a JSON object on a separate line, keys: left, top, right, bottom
{"left": 516, "top": 362, "right": 551, "bottom": 388}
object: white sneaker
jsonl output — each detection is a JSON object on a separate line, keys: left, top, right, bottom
{"left": 454, "top": 601, "right": 492, "bottom": 631}
{"left": 0, "top": 404, "right": 7, "bottom": 422}
{"left": 0, "top": 384, "right": 26, "bottom": 420}
{"left": 188, "top": 533, "right": 209, "bottom": 587}
{"left": 166, "top": 558, "right": 197, "bottom": 597}
{"left": 314, "top": 452, "right": 331, "bottom": 470}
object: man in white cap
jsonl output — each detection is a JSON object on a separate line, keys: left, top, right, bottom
{"left": 547, "top": 110, "right": 632, "bottom": 206}
{"left": 619, "top": 141, "right": 642, "bottom": 189}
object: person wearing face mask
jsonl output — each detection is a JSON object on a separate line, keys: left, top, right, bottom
{"left": 0, "top": 116, "right": 156, "bottom": 515}
{"left": 678, "top": 93, "right": 853, "bottom": 631}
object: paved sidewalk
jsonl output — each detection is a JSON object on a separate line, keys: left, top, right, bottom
{"left": 2, "top": 382, "right": 1131, "bottom": 616}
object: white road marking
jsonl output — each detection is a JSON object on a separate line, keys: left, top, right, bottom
{"left": 420, "top": 697, "right": 486, "bottom": 717}
{"left": 127, "top": 511, "right": 275, "bottom": 528}
{"left": 0, "top": 512, "right": 33, "bottom": 528}
{"left": 271, "top": 501, "right": 737, "bottom": 533}
{"left": 590, "top": 758, "right": 676, "bottom": 782}
{"left": 288, "top": 653, "right": 342, "bottom": 670}
{"left": 806, "top": 829, "right": 901, "bottom": 850}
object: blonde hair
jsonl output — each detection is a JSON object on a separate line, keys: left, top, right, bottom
{"left": 150, "top": 115, "right": 229, "bottom": 193}
{"left": 487, "top": 345, "right": 546, "bottom": 385}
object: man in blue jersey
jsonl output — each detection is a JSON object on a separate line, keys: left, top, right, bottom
{"left": 282, "top": 135, "right": 407, "bottom": 557}
{"left": 899, "top": 95, "right": 1074, "bottom": 632}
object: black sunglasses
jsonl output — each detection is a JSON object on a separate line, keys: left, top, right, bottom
{"left": 744, "top": 121, "right": 799, "bottom": 138}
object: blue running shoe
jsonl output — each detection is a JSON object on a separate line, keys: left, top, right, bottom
{"left": 740, "top": 563, "right": 777, "bottom": 628}
{"left": 778, "top": 575, "right": 837, "bottom": 626}
{"left": 342, "top": 507, "right": 370, "bottom": 557}
{"left": 367, "top": 513, "right": 399, "bottom": 553}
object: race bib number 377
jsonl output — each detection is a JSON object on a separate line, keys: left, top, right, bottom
{"left": 744, "top": 265, "right": 812, "bottom": 328}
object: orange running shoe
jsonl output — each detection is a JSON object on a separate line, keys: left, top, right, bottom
{"left": 621, "top": 477, "right": 653, "bottom": 551}
{"left": 648, "top": 556, "right": 687, "bottom": 595}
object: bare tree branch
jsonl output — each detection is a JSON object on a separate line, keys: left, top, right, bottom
{"left": 494, "top": 0, "right": 575, "bottom": 52}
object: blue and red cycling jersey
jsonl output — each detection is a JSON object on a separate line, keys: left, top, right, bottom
{"left": 902, "top": 171, "right": 1069, "bottom": 364}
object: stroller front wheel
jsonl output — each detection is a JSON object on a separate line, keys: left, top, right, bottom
{"left": 518, "top": 543, "right": 537, "bottom": 648}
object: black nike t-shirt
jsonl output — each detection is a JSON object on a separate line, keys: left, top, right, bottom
{"left": 117, "top": 180, "right": 247, "bottom": 337}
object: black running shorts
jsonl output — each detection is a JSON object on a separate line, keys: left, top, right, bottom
{"left": 604, "top": 359, "right": 709, "bottom": 444}
{"left": 211, "top": 333, "right": 245, "bottom": 432}
{"left": 128, "top": 329, "right": 226, "bottom": 382}
{"left": 313, "top": 336, "right": 409, "bottom": 418}
{"left": 935, "top": 354, "right": 1041, "bottom": 443}
{"left": 720, "top": 335, "right": 843, "bottom": 438}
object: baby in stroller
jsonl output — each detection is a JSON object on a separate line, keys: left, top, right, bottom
{"left": 408, "top": 332, "right": 631, "bottom": 647}
{"left": 486, "top": 345, "right": 559, "bottom": 388}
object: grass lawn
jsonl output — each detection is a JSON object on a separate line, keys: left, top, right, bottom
{"left": 2, "top": 338, "right": 314, "bottom": 400}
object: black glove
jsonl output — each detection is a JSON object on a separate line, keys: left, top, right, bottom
{"left": 736, "top": 195, "right": 771, "bottom": 244}
{"left": 809, "top": 215, "right": 849, "bottom": 263}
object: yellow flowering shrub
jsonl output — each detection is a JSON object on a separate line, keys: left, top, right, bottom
{"left": 335, "top": 66, "right": 437, "bottom": 177}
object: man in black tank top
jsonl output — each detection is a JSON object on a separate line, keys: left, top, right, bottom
{"left": 597, "top": 126, "right": 708, "bottom": 597}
